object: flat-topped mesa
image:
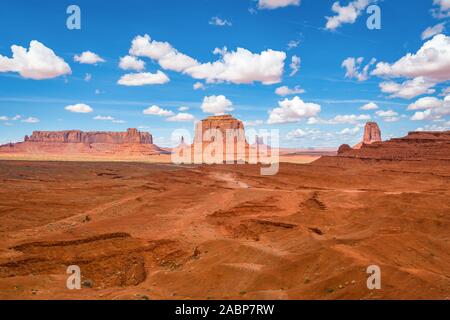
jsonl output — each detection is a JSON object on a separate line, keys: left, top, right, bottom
{"left": 194, "top": 114, "right": 248, "bottom": 145}
{"left": 24, "top": 128, "right": 153, "bottom": 145}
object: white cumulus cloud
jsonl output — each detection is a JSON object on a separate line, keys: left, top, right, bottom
{"left": 275, "top": 85, "right": 305, "bottom": 96}
{"left": 258, "top": 0, "right": 301, "bottom": 10}
{"left": 128, "top": 34, "right": 286, "bottom": 85}
{"left": 267, "top": 96, "right": 321, "bottom": 124}
{"left": 0, "top": 40, "right": 71, "bottom": 80}
{"left": 325, "top": 0, "right": 376, "bottom": 30}
{"left": 143, "top": 105, "right": 174, "bottom": 116}
{"left": 74, "top": 51, "right": 105, "bottom": 64}
{"left": 360, "top": 102, "right": 379, "bottom": 110}
{"left": 201, "top": 95, "right": 234, "bottom": 115}
{"left": 65, "top": 104, "right": 93, "bottom": 113}
{"left": 119, "top": 55, "right": 145, "bottom": 71}
{"left": 117, "top": 71, "right": 169, "bottom": 86}
{"left": 372, "top": 34, "right": 450, "bottom": 82}
{"left": 379, "top": 77, "right": 436, "bottom": 99}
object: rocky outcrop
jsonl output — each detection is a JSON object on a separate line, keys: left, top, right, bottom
{"left": 194, "top": 115, "right": 247, "bottom": 146}
{"left": 324, "top": 131, "right": 450, "bottom": 162}
{"left": 354, "top": 122, "right": 382, "bottom": 149}
{"left": 337, "top": 144, "right": 352, "bottom": 155}
{"left": 25, "top": 128, "right": 153, "bottom": 144}
{"left": 0, "top": 128, "right": 167, "bottom": 157}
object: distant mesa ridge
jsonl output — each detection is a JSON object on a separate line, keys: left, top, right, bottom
{"left": 1, "top": 128, "right": 166, "bottom": 157}
{"left": 335, "top": 127, "right": 450, "bottom": 161}
{"left": 25, "top": 128, "right": 153, "bottom": 145}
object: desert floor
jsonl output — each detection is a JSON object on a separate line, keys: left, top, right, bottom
{"left": 0, "top": 159, "right": 449, "bottom": 300}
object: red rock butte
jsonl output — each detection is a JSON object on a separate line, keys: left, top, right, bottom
{"left": 0, "top": 128, "right": 166, "bottom": 157}
{"left": 25, "top": 128, "right": 153, "bottom": 145}
{"left": 353, "top": 122, "right": 382, "bottom": 149}
{"left": 183, "top": 114, "right": 260, "bottom": 163}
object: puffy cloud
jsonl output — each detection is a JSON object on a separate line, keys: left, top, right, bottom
{"left": 289, "top": 55, "right": 300, "bottom": 76}
{"left": 275, "top": 85, "right": 305, "bottom": 96}
{"left": 167, "top": 113, "right": 195, "bottom": 122}
{"left": 407, "top": 96, "right": 443, "bottom": 110}
{"left": 65, "top": 104, "right": 93, "bottom": 113}
{"left": 117, "top": 71, "right": 169, "bottom": 86}
{"left": 193, "top": 82, "right": 205, "bottom": 90}
{"left": 119, "top": 55, "right": 145, "bottom": 71}
{"left": 379, "top": 77, "right": 436, "bottom": 99}
{"left": 258, "top": 0, "right": 301, "bottom": 10}
{"left": 187, "top": 47, "right": 286, "bottom": 84}
{"left": 74, "top": 51, "right": 105, "bottom": 64}
{"left": 372, "top": 34, "right": 450, "bottom": 82}
{"left": 129, "top": 34, "right": 198, "bottom": 72}
{"left": 325, "top": 0, "right": 376, "bottom": 30}
{"left": 178, "top": 106, "right": 189, "bottom": 111}
{"left": 410, "top": 95, "right": 450, "bottom": 120}
{"left": 201, "top": 95, "right": 234, "bottom": 115}
{"left": 21, "top": 117, "right": 39, "bottom": 123}
{"left": 360, "top": 102, "right": 379, "bottom": 110}
{"left": 209, "top": 17, "right": 232, "bottom": 27}
{"left": 342, "top": 57, "right": 376, "bottom": 81}
{"left": 143, "top": 105, "right": 174, "bottom": 116}
{"left": 421, "top": 22, "right": 446, "bottom": 40}
{"left": 0, "top": 40, "right": 71, "bottom": 80}
{"left": 0, "top": 116, "right": 9, "bottom": 121}
{"left": 411, "top": 109, "right": 434, "bottom": 121}
{"left": 267, "top": 96, "right": 321, "bottom": 124}
{"left": 128, "top": 34, "right": 286, "bottom": 85}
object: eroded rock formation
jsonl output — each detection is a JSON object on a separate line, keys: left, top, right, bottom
{"left": 194, "top": 115, "right": 247, "bottom": 146}
{"left": 25, "top": 128, "right": 153, "bottom": 144}
{"left": 354, "top": 122, "right": 382, "bottom": 149}
{"left": 0, "top": 128, "right": 166, "bottom": 157}
{"left": 320, "top": 131, "right": 450, "bottom": 163}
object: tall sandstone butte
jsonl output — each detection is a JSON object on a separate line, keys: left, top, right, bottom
{"left": 353, "top": 122, "right": 382, "bottom": 149}
{"left": 25, "top": 128, "right": 153, "bottom": 145}
{"left": 189, "top": 114, "right": 249, "bottom": 162}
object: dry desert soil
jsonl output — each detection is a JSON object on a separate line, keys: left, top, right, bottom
{"left": 0, "top": 159, "right": 449, "bottom": 300}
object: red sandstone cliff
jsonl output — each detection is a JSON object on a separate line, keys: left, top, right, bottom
{"left": 353, "top": 122, "right": 382, "bottom": 149}
{"left": 329, "top": 131, "right": 450, "bottom": 162}
{"left": 0, "top": 128, "right": 167, "bottom": 157}
{"left": 25, "top": 128, "right": 153, "bottom": 145}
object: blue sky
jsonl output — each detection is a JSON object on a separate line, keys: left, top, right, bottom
{"left": 0, "top": 0, "right": 449, "bottom": 147}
